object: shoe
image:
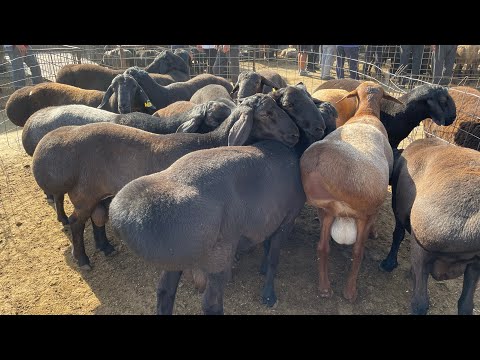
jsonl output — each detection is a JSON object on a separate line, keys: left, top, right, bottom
{"left": 321, "top": 76, "right": 334, "bottom": 80}
{"left": 299, "top": 70, "right": 309, "bottom": 76}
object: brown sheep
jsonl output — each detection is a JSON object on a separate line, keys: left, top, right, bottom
{"left": 312, "top": 88, "right": 357, "bottom": 127}
{"left": 56, "top": 64, "right": 179, "bottom": 90}
{"left": 300, "top": 81, "right": 402, "bottom": 302}
{"left": 380, "top": 137, "right": 480, "bottom": 315}
{"left": 313, "top": 78, "right": 363, "bottom": 93}
{"left": 153, "top": 101, "right": 196, "bottom": 118}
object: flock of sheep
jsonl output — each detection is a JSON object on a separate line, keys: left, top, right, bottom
{"left": 4, "top": 49, "right": 480, "bottom": 315}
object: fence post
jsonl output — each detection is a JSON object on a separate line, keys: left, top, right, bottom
{"left": 119, "top": 45, "right": 126, "bottom": 68}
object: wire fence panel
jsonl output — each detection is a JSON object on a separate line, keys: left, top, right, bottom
{"left": 1, "top": 44, "right": 480, "bottom": 250}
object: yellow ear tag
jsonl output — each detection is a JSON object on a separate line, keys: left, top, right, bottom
{"left": 272, "top": 88, "right": 276, "bottom": 92}
{"left": 144, "top": 101, "right": 153, "bottom": 108}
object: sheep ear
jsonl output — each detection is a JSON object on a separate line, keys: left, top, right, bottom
{"left": 336, "top": 89, "right": 358, "bottom": 104}
{"left": 312, "top": 97, "right": 324, "bottom": 106}
{"left": 260, "top": 76, "right": 280, "bottom": 90}
{"left": 295, "top": 82, "right": 307, "bottom": 91}
{"left": 228, "top": 109, "right": 254, "bottom": 146}
{"left": 98, "top": 85, "right": 114, "bottom": 109}
{"left": 383, "top": 93, "right": 404, "bottom": 105}
{"left": 176, "top": 117, "right": 204, "bottom": 133}
{"left": 137, "top": 88, "right": 157, "bottom": 112}
{"left": 269, "top": 87, "right": 285, "bottom": 102}
{"left": 230, "top": 82, "right": 239, "bottom": 96}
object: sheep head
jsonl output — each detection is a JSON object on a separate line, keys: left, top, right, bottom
{"left": 231, "top": 71, "right": 281, "bottom": 99}
{"left": 98, "top": 73, "right": 156, "bottom": 114}
{"left": 269, "top": 84, "right": 327, "bottom": 142}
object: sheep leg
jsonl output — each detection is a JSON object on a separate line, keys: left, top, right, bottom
{"left": 45, "top": 192, "right": 54, "bottom": 203}
{"left": 54, "top": 194, "right": 69, "bottom": 226}
{"left": 91, "top": 222, "right": 115, "bottom": 256}
{"left": 90, "top": 202, "right": 115, "bottom": 256}
{"left": 261, "top": 221, "right": 294, "bottom": 307}
{"left": 457, "top": 262, "right": 480, "bottom": 315}
{"left": 343, "top": 216, "right": 373, "bottom": 303}
{"left": 156, "top": 270, "right": 183, "bottom": 315}
{"left": 410, "top": 236, "right": 434, "bottom": 315}
{"left": 259, "top": 237, "right": 271, "bottom": 275}
{"left": 68, "top": 213, "right": 91, "bottom": 270}
{"left": 202, "top": 271, "right": 226, "bottom": 315}
{"left": 379, "top": 216, "right": 405, "bottom": 272}
{"left": 317, "top": 209, "right": 335, "bottom": 298}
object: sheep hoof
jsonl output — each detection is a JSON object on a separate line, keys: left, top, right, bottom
{"left": 99, "top": 243, "right": 116, "bottom": 257}
{"left": 79, "top": 263, "right": 92, "bottom": 271}
{"left": 318, "top": 287, "right": 333, "bottom": 298}
{"left": 411, "top": 301, "right": 429, "bottom": 315}
{"left": 261, "top": 293, "right": 277, "bottom": 307}
{"left": 343, "top": 287, "right": 357, "bottom": 303}
{"left": 379, "top": 259, "right": 398, "bottom": 273}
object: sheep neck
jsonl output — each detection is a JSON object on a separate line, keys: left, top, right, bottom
{"left": 380, "top": 92, "right": 430, "bottom": 148}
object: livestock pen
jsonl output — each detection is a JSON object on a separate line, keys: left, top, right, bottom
{"left": 0, "top": 45, "right": 479, "bottom": 314}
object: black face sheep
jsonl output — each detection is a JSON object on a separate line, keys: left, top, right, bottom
{"left": 423, "top": 86, "right": 480, "bottom": 151}
{"left": 267, "top": 84, "right": 328, "bottom": 146}
{"left": 6, "top": 74, "right": 156, "bottom": 127}
{"left": 31, "top": 93, "right": 299, "bottom": 270}
{"left": 381, "top": 84, "right": 457, "bottom": 148}
{"left": 300, "top": 81, "right": 402, "bottom": 302}
{"left": 144, "top": 50, "right": 190, "bottom": 79}
{"left": 379, "top": 138, "right": 480, "bottom": 315}
{"left": 121, "top": 67, "right": 233, "bottom": 110}
{"left": 107, "top": 83, "right": 328, "bottom": 314}
{"left": 230, "top": 70, "right": 287, "bottom": 99}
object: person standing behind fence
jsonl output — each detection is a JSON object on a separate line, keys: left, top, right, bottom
{"left": 399, "top": 45, "right": 425, "bottom": 86}
{"left": 336, "top": 45, "right": 360, "bottom": 80}
{"left": 431, "top": 44, "right": 458, "bottom": 86}
{"left": 196, "top": 45, "right": 217, "bottom": 74}
{"left": 213, "top": 45, "right": 230, "bottom": 79}
{"left": 306, "top": 45, "right": 320, "bottom": 73}
{"left": 297, "top": 45, "right": 309, "bottom": 76}
{"left": 320, "top": 45, "right": 336, "bottom": 80}
{"left": 3, "top": 45, "right": 43, "bottom": 90}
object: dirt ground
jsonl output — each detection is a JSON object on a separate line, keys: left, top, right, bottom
{"left": 0, "top": 127, "right": 477, "bottom": 315}
{"left": 0, "top": 59, "right": 477, "bottom": 315}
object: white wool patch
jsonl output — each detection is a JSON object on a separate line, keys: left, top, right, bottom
{"left": 331, "top": 217, "right": 357, "bottom": 245}
{"left": 29, "top": 91, "right": 33, "bottom": 96}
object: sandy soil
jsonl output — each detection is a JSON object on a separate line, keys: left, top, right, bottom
{"left": 0, "top": 127, "right": 476, "bottom": 315}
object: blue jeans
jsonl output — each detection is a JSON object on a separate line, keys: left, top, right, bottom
{"left": 432, "top": 45, "right": 457, "bottom": 85}
{"left": 399, "top": 45, "right": 425, "bottom": 84}
{"left": 6, "top": 46, "right": 43, "bottom": 90}
{"left": 336, "top": 46, "right": 359, "bottom": 80}
{"left": 320, "top": 45, "right": 336, "bottom": 79}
